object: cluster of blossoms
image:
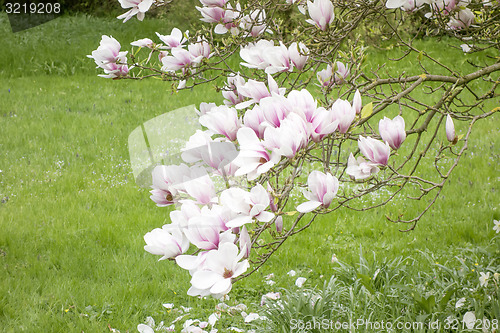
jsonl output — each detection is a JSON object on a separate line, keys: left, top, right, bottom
{"left": 386, "top": 0, "right": 492, "bottom": 29}
{"left": 140, "top": 67, "right": 417, "bottom": 297}
{"left": 88, "top": 35, "right": 130, "bottom": 78}
{"left": 90, "top": 0, "right": 498, "bottom": 299}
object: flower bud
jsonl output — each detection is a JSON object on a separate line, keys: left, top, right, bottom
{"left": 446, "top": 114, "right": 458, "bottom": 144}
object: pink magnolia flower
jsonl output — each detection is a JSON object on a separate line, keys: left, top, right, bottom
{"left": 446, "top": 114, "right": 457, "bottom": 143}
{"left": 287, "top": 89, "right": 317, "bottom": 122}
{"left": 236, "top": 75, "right": 285, "bottom": 109}
{"left": 130, "top": 38, "right": 154, "bottom": 48}
{"left": 117, "top": 0, "right": 153, "bottom": 22}
{"left": 288, "top": 42, "right": 309, "bottom": 71}
{"left": 240, "top": 9, "right": 268, "bottom": 38}
{"left": 161, "top": 47, "right": 199, "bottom": 72}
{"left": 184, "top": 218, "right": 235, "bottom": 251}
{"left": 346, "top": 153, "right": 380, "bottom": 180}
{"left": 333, "top": 61, "right": 349, "bottom": 84}
{"left": 240, "top": 40, "right": 276, "bottom": 71}
{"left": 182, "top": 167, "right": 218, "bottom": 205}
{"left": 306, "top": 0, "right": 335, "bottom": 30}
{"left": 214, "top": 3, "right": 241, "bottom": 35}
{"left": 275, "top": 215, "right": 283, "bottom": 233}
{"left": 149, "top": 164, "right": 191, "bottom": 206}
{"left": 262, "top": 42, "right": 293, "bottom": 74}
{"left": 309, "top": 107, "right": 339, "bottom": 142}
{"left": 264, "top": 113, "right": 309, "bottom": 158}
{"left": 197, "top": 5, "right": 226, "bottom": 23}
{"left": 352, "top": 89, "right": 362, "bottom": 114}
{"left": 222, "top": 73, "right": 246, "bottom": 106}
{"left": 170, "top": 201, "right": 201, "bottom": 229}
{"left": 379, "top": 115, "right": 406, "bottom": 150}
{"left": 196, "top": 102, "right": 217, "bottom": 116}
{"left": 243, "top": 105, "right": 267, "bottom": 139}
{"left": 188, "top": 38, "right": 212, "bottom": 59}
{"left": 189, "top": 242, "right": 249, "bottom": 297}
{"left": 221, "top": 184, "right": 275, "bottom": 227}
{"left": 200, "top": 142, "right": 240, "bottom": 176}
{"left": 297, "top": 171, "right": 339, "bottom": 213}
{"left": 358, "top": 136, "right": 390, "bottom": 166}
{"left": 200, "top": 0, "right": 228, "bottom": 6}
{"left": 259, "top": 94, "right": 292, "bottom": 128}
{"left": 144, "top": 225, "right": 189, "bottom": 260}
{"left": 199, "top": 105, "right": 242, "bottom": 141}
{"left": 331, "top": 99, "right": 355, "bottom": 133}
{"left": 448, "top": 8, "right": 475, "bottom": 29}
{"left": 233, "top": 127, "right": 281, "bottom": 180}
{"left": 88, "top": 35, "right": 129, "bottom": 78}
{"left": 156, "top": 28, "right": 187, "bottom": 49}
{"left": 239, "top": 225, "right": 251, "bottom": 258}
{"left": 317, "top": 64, "right": 333, "bottom": 87}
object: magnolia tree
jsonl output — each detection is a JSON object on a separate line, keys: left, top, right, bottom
{"left": 89, "top": 0, "right": 499, "bottom": 298}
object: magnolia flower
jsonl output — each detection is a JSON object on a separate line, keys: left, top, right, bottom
{"left": 317, "top": 64, "right": 333, "bottom": 87}
{"left": 117, "top": 0, "right": 153, "bottom": 22}
{"left": 197, "top": 5, "right": 226, "bottom": 23}
{"left": 130, "top": 38, "right": 154, "bottom": 48}
{"left": 297, "top": 171, "right": 339, "bottom": 213}
{"left": 199, "top": 105, "right": 241, "bottom": 141}
{"left": 233, "top": 127, "right": 281, "bottom": 180}
{"left": 479, "top": 272, "right": 490, "bottom": 287}
{"left": 333, "top": 61, "right": 349, "bottom": 84}
{"left": 150, "top": 164, "right": 191, "bottom": 206}
{"left": 223, "top": 73, "right": 246, "bottom": 106}
{"left": 182, "top": 167, "right": 218, "bottom": 205}
{"left": 264, "top": 113, "right": 309, "bottom": 158}
{"left": 240, "top": 9, "right": 268, "bottom": 37}
{"left": 306, "top": 0, "right": 334, "bottom": 30}
{"left": 239, "top": 226, "right": 251, "bottom": 258}
{"left": 156, "top": 28, "right": 188, "bottom": 49}
{"left": 259, "top": 94, "right": 292, "bottom": 128}
{"left": 144, "top": 225, "right": 189, "bottom": 260}
{"left": 189, "top": 242, "right": 249, "bottom": 297}
{"left": 188, "top": 38, "right": 212, "bottom": 59}
{"left": 236, "top": 74, "right": 285, "bottom": 109}
{"left": 358, "top": 136, "right": 390, "bottom": 166}
{"left": 352, "top": 89, "right": 362, "bottom": 114}
{"left": 243, "top": 105, "right": 267, "bottom": 139}
{"left": 240, "top": 40, "right": 275, "bottom": 71}
{"left": 346, "top": 153, "right": 380, "bottom": 180}
{"left": 287, "top": 89, "right": 317, "bottom": 122}
{"left": 448, "top": 8, "right": 475, "bottom": 29}
{"left": 446, "top": 114, "right": 457, "bottom": 144}
{"left": 221, "top": 184, "right": 275, "bottom": 227}
{"left": 88, "top": 35, "right": 129, "bottom": 78}
{"left": 262, "top": 42, "right": 293, "bottom": 74}
{"left": 161, "top": 47, "right": 199, "bottom": 72}
{"left": 379, "top": 115, "right": 406, "bottom": 150}
{"left": 331, "top": 99, "right": 355, "bottom": 133}
{"left": 288, "top": 42, "right": 309, "bottom": 71}
{"left": 275, "top": 216, "right": 283, "bottom": 232}
{"left": 200, "top": 0, "right": 228, "bottom": 6}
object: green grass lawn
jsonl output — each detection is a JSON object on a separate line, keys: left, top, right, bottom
{"left": 0, "top": 12, "right": 498, "bottom": 333}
